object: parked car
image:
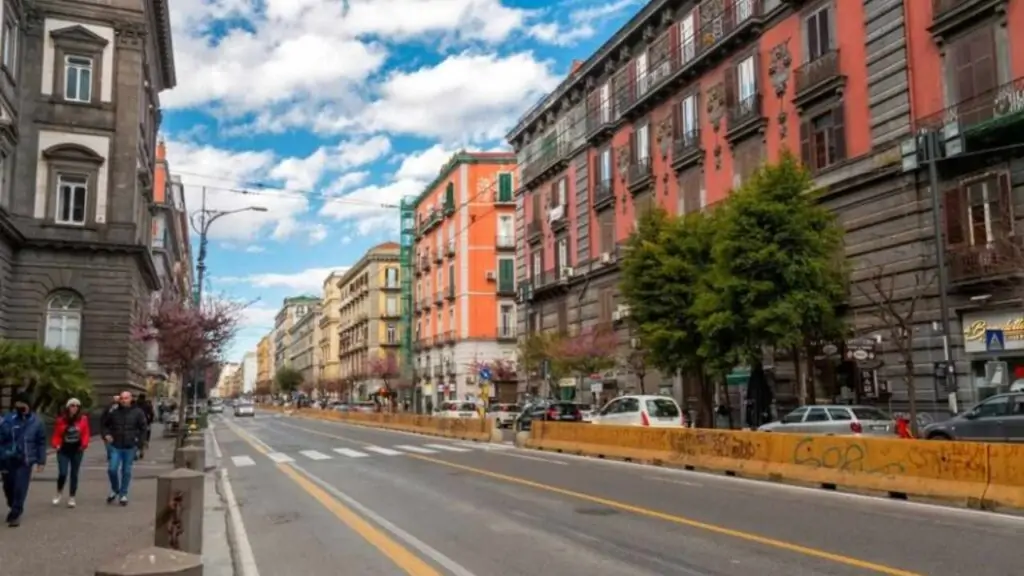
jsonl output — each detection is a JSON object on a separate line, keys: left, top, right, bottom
{"left": 234, "top": 402, "right": 255, "bottom": 417}
{"left": 575, "top": 403, "right": 594, "bottom": 423}
{"left": 758, "top": 405, "right": 895, "bottom": 436}
{"left": 435, "top": 401, "right": 480, "bottom": 419}
{"left": 487, "top": 403, "right": 520, "bottom": 428}
{"left": 592, "top": 395, "right": 686, "bottom": 428}
{"left": 514, "top": 401, "right": 583, "bottom": 432}
{"left": 922, "top": 393, "right": 1024, "bottom": 441}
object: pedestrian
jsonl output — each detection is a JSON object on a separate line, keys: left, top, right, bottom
{"left": 51, "top": 398, "right": 90, "bottom": 508}
{"left": 0, "top": 392, "right": 47, "bottom": 527}
{"left": 101, "top": 391, "right": 148, "bottom": 506}
{"left": 136, "top": 393, "right": 155, "bottom": 459}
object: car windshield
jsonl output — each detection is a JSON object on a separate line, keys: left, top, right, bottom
{"left": 550, "top": 403, "right": 579, "bottom": 415}
{"left": 457, "top": 403, "right": 477, "bottom": 411}
{"left": 851, "top": 407, "right": 890, "bottom": 421}
{"left": 646, "top": 399, "right": 680, "bottom": 417}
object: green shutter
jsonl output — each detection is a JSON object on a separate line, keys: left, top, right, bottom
{"left": 445, "top": 183, "right": 455, "bottom": 210}
{"left": 498, "top": 173, "right": 513, "bottom": 202}
{"left": 448, "top": 264, "right": 455, "bottom": 295}
{"left": 498, "top": 259, "right": 514, "bottom": 291}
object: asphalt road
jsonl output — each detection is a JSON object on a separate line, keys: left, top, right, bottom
{"left": 210, "top": 412, "right": 1023, "bottom": 576}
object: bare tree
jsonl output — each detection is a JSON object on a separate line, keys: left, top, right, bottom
{"left": 856, "top": 265, "right": 936, "bottom": 436}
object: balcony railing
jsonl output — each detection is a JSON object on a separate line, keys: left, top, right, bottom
{"left": 726, "top": 93, "right": 764, "bottom": 142}
{"left": 794, "top": 50, "right": 841, "bottom": 95}
{"left": 627, "top": 157, "right": 653, "bottom": 192}
{"left": 497, "top": 279, "right": 516, "bottom": 296}
{"left": 497, "top": 325, "right": 516, "bottom": 341}
{"left": 521, "top": 139, "right": 570, "bottom": 187}
{"left": 441, "top": 330, "right": 456, "bottom": 344}
{"left": 419, "top": 254, "right": 431, "bottom": 271}
{"left": 496, "top": 234, "right": 515, "bottom": 249}
{"left": 549, "top": 203, "right": 568, "bottom": 231}
{"left": 434, "top": 249, "right": 444, "bottom": 263}
{"left": 672, "top": 128, "right": 703, "bottom": 170}
{"left": 527, "top": 219, "right": 543, "bottom": 242}
{"left": 434, "top": 290, "right": 444, "bottom": 304}
{"left": 446, "top": 285, "right": 455, "bottom": 301}
{"left": 593, "top": 179, "right": 614, "bottom": 211}
{"left": 947, "top": 237, "right": 1024, "bottom": 284}
{"left": 446, "top": 240, "right": 456, "bottom": 257}
{"left": 918, "top": 76, "right": 1024, "bottom": 149}
{"left": 419, "top": 210, "right": 442, "bottom": 234}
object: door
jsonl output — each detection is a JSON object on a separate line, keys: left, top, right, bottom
{"left": 1002, "top": 394, "right": 1024, "bottom": 441}
{"left": 636, "top": 51, "right": 648, "bottom": 97}
{"left": 498, "top": 214, "right": 514, "bottom": 245}
{"left": 680, "top": 12, "right": 695, "bottom": 64}
{"left": 737, "top": 55, "right": 756, "bottom": 106}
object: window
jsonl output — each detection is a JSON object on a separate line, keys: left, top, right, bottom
{"left": 599, "top": 82, "right": 611, "bottom": 122}
{"left": 64, "top": 56, "right": 93, "bottom": 102}
{"left": 948, "top": 27, "right": 997, "bottom": 125}
{"left": 599, "top": 210, "right": 615, "bottom": 254}
{"left": 555, "top": 177, "right": 567, "bottom": 207}
{"left": 680, "top": 11, "right": 695, "bottom": 64}
{"left": 386, "top": 296, "right": 398, "bottom": 316}
{"left": 45, "top": 293, "right": 82, "bottom": 358}
{"left": 736, "top": 0, "right": 755, "bottom": 21}
{"left": 635, "top": 122, "right": 650, "bottom": 163}
{"left": 498, "top": 258, "right": 514, "bottom": 292}
{"left": 600, "top": 147, "right": 611, "bottom": 182}
{"left": 499, "top": 304, "right": 514, "bottom": 338}
{"left": 498, "top": 214, "right": 514, "bottom": 245}
{"left": 680, "top": 94, "right": 697, "bottom": 141}
{"left": 448, "top": 306, "right": 454, "bottom": 327}
{"left": 2, "top": 18, "right": 16, "bottom": 72}
{"left": 447, "top": 263, "right": 455, "bottom": 295}
{"left": 805, "top": 407, "right": 829, "bottom": 422}
{"left": 947, "top": 175, "right": 1011, "bottom": 248}
{"left": 386, "top": 323, "right": 397, "bottom": 344}
{"left": 497, "top": 173, "right": 513, "bottom": 202}
{"left": 598, "top": 289, "right": 614, "bottom": 323}
{"left": 151, "top": 214, "right": 167, "bottom": 248}
{"left": 974, "top": 395, "right": 1010, "bottom": 418}
{"left": 635, "top": 51, "right": 649, "bottom": 96}
{"left": 557, "top": 237, "right": 569, "bottom": 275}
{"left": 444, "top": 182, "right": 455, "bottom": 209}
{"left": 531, "top": 251, "right": 541, "bottom": 279}
{"left": 800, "top": 106, "right": 846, "bottom": 171}
{"left": 805, "top": 5, "right": 833, "bottom": 62}
{"left": 530, "top": 191, "right": 542, "bottom": 225}
{"left": 737, "top": 55, "right": 756, "bottom": 105}
{"left": 55, "top": 174, "right": 88, "bottom": 225}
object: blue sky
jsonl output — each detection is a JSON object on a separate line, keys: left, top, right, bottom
{"left": 160, "top": 0, "right": 641, "bottom": 360}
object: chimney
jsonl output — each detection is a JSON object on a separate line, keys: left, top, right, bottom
{"left": 570, "top": 60, "right": 584, "bottom": 75}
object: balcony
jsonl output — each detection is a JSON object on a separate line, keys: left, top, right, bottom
{"left": 496, "top": 234, "right": 515, "bottom": 250}
{"left": 381, "top": 308, "right": 401, "bottom": 320}
{"left": 413, "top": 338, "right": 424, "bottom": 351}
{"left": 496, "top": 325, "right": 516, "bottom": 342}
{"left": 435, "top": 290, "right": 444, "bottom": 305}
{"left": 929, "top": 0, "right": 1005, "bottom": 44}
{"left": 532, "top": 268, "right": 571, "bottom": 299}
{"left": 446, "top": 285, "right": 455, "bottom": 301}
{"left": 355, "top": 312, "right": 368, "bottom": 324}
{"left": 548, "top": 204, "right": 568, "bottom": 233}
{"left": 441, "top": 330, "right": 456, "bottom": 345}
{"left": 527, "top": 219, "right": 543, "bottom": 244}
{"left": 521, "top": 138, "right": 570, "bottom": 189}
{"left": 420, "top": 296, "right": 431, "bottom": 310}
{"left": 434, "top": 249, "right": 444, "bottom": 264}
{"left": 792, "top": 49, "right": 844, "bottom": 111}
{"left": 419, "top": 209, "right": 442, "bottom": 235}
{"left": 726, "top": 93, "right": 767, "bottom": 144}
{"left": 446, "top": 240, "right": 456, "bottom": 258}
{"left": 947, "top": 236, "right": 1024, "bottom": 285}
{"left": 445, "top": 360, "right": 456, "bottom": 376}
{"left": 586, "top": 91, "right": 615, "bottom": 141}
{"left": 382, "top": 282, "right": 401, "bottom": 292}
{"left": 671, "top": 128, "right": 704, "bottom": 171}
{"left": 420, "top": 253, "right": 432, "bottom": 271}
{"left": 918, "top": 76, "right": 1024, "bottom": 165}
{"left": 443, "top": 200, "right": 455, "bottom": 217}
{"left": 493, "top": 189, "right": 515, "bottom": 206}
{"left": 382, "top": 336, "right": 400, "bottom": 348}
{"left": 593, "top": 179, "right": 614, "bottom": 212}
{"left": 413, "top": 299, "right": 423, "bottom": 315}
{"left": 496, "top": 279, "right": 516, "bottom": 297}
{"left": 626, "top": 157, "right": 653, "bottom": 195}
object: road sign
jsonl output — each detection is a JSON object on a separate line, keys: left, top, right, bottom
{"left": 479, "top": 367, "right": 492, "bottom": 381}
{"left": 985, "top": 329, "right": 1005, "bottom": 352}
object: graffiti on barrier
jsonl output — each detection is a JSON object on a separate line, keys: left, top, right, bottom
{"left": 669, "top": 430, "right": 758, "bottom": 461}
{"left": 905, "top": 443, "right": 986, "bottom": 478}
{"left": 791, "top": 437, "right": 905, "bottom": 474}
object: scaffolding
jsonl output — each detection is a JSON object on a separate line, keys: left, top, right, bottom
{"left": 399, "top": 197, "right": 416, "bottom": 386}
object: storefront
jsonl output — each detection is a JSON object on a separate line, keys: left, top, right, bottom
{"left": 961, "top": 309, "right": 1024, "bottom": 399}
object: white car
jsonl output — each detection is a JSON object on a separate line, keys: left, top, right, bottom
{"left": 487, "top": 403, "right": 521, "bottom": 428}
{"left": 592, "top": 395, "right": 686, "bottom": 428}
{"left": 435, "top": 401, "right": 480, "bottom": 419}
{"left": 234, "top": 403, "right": 255, "bottom": 417}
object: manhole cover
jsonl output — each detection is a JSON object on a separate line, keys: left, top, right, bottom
{"left": 574, "top": 507, "right": 618, "bottom": 516}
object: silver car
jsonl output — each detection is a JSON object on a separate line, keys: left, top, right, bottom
{"left": 759, "top": 405, "right": 895, "bottom": 436}
{"left": 922, "top": 393, "right": 1024, "bottom": 442}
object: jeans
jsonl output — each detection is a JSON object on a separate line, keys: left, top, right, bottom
{"left": 107, "top": 448, "right": 136, "bottom": 497}
{"left": 57, "top": 450, "right": 84, "bottom": 496}
{"left": 1, "top": 462, "right": 32, "bottom": 521}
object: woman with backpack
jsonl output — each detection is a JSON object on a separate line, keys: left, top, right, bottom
{"left": 51, "top": 398, "right": 90, "bottom": 508}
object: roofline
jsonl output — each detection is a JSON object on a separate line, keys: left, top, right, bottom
{"left": 409, "top": 151, "right": 516, "bottom": 210}
{"left": 335, "top": 248, "right": 400, "bottom": 288}
{"left": 153, "top": 0, "right": 177, "bottom": 89}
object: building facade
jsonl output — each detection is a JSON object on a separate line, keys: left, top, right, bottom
{"left": 506, "top": 0, "right": 1024, "bottom": 412}
{"left": 240, "top": 351, "right": 256, "bottom": 394}
{"left": 288, "top": 305, "right": 320, "bottom": 386}
{"left": 272, "top": 295, "right": 318, "bottom": 380}
{"left": 0, "top": 0, "right": 176, "bottom": 399}
{"left": 255, "top": 334, "right": 272, "bottom": 390}
{"left": 410, "top": 152, "right": 519, "bottom": 409}
{"left": 318, "top": 270, "right": 347, "bottom": 382}
{"left": 337, "top": 242, "right": 400, "bottom": 399}
{"left": 214, "top": 362, "right": 238, "bottom": 398}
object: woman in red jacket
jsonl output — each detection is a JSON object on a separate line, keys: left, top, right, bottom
{"left": 51, "top": 398, "right": 89, "bottom": 508}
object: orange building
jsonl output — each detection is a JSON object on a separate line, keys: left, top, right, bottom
{"left": 411, "top": 151, "right": 519, "bottom": 407}
{"left": 507, "top": 0, "right": 1024, "bottom": 407}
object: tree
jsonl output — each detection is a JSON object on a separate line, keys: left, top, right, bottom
{"left": 274, "top": 366, "right": 303, "bottom": 394}
{"left": 0, "top": 340, "right": 93, "bottom": 415}
{"left": 132, "top": 291, "right": 243, "bottom": 378}
{"left": 857, "top": 265, "right": 935, "bottom": 436}
{"left": 367, "top": 352, "right": 400, "bottom": 393}
{"left": 553, "top": 324, "right": 618, "bottom": 378}
{"left": 469, "top": 358, "right": 518, "bottom": 381}
{"left": 620, "top": 338, "right": 651, "bottom": 394}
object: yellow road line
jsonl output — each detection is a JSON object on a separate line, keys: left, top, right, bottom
{"left": 404, "top": 454, "right": 922, "bottom": 576}
{"left": 226, "top": 421, "right": 440, "bottom": 576}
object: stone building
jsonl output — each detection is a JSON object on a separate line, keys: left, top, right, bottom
{"left": 0, "top": 0, "right": 175, "bottom": 398}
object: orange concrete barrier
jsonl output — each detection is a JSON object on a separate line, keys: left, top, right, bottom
{"left": 287, "top": 408, "right": 493, "bottom": 442}
{"left": 527, "top": 422, "right": 1022, "bottom": 510}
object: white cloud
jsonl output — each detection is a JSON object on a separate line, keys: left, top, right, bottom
{"left": 529, "top": 0, "right": 640, "bottom": 46}
{"left": 268, "top": 136, "right": 391, "bottom": 191}
{"left": 327, "top": 171, "right": 370, "bottom": 195}
{"left": 217, "top": 266, "right": 350, "bottom": 293}
{"left": 395, "top": 144, "right": 458, "bottom": 181}
{"left": 307, "top": 224, "right": 328, "bottom": 244}
{"left": 244, "top": 245, "right": 266, "bottom": 253}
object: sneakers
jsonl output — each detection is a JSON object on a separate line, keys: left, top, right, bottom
{"left": 7, "top": 517, "right": 19, "bottom": 527}
{"left": 119, "top": 495, "right": 128, "bottom": 506}
{"left": 52, "top": 494, "right": 62, "bottom": 506}
{"left": 106, "top": 492, "right": 118, "bottom": 504}
{"left": 67, "top": 498, "right": 76, "bottom": 508}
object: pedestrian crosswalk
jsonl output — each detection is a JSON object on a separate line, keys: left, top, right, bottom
{"left": 228, "top": 441, "right": 512, "bottom": 468}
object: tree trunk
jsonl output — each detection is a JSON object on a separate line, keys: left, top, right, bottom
{"left": 695, "top": 369, "right": 714, "bottom": 428}
{"left": 905, "top": 357, "right": 918, "bottom": 437}
{"left": 804, "top": 340, "right": 817, "bottom": 405}
{"left": 792, "top": 347, "right": 806, "bottom": 406}
{"left": 637, "top": 373, "right": 646, "bottom": 395}
{"left": 720, "top": 377, "right": 735, "bottom": 429}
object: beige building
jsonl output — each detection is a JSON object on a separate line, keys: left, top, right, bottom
{"left": 288, "top": 305, "right": 322, "bottom": 386}
{"left": 318, "top": 270, "right": 348, "bottom": 382}
{"left": 338, "top": 242, "right": 402, "bottom": 398}
{"left": 272, "top": 296, "right": 320, "bottom": 378}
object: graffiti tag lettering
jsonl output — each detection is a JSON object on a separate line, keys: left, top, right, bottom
{"left": 791, "top": 437, "right": 905, "bottom": 475}
{"left": 669, "top": 430, "right": 758, "bottom": 461}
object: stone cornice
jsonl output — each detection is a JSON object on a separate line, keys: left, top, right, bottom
{"left": 151, "top": 0, "right": 176, "bottom": 89}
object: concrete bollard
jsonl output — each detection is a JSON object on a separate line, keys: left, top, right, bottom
{"left": 173, "top": 446, "right": 205, "bottom": 471}
{"left": 183, "top": 433, "right": 204, "bottom": 448}
{"left": 154, "top": 468, "right": 205, "bottom": 556}
{"left": 514, "top": 431, "right": 530, "bottom": 448}
{"left": 489, "top": 424, "right": 504, "bottom": 444}
{"left": 95, "top": 546, "right": 202, "bottom": 576}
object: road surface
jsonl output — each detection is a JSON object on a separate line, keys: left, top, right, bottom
{"left": 210, "top": 411, "right": 1022, "bottom": 576}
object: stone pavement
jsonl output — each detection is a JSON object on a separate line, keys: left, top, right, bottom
{"left": 0, "top": 427, "right": 176, "bottom": 576}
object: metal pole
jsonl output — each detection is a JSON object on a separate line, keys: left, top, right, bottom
{"left": 177, "top": 188, "right": 209, "bottom": 447}
{"left": 926, "top": 132, "right": 959, "bottom": 415}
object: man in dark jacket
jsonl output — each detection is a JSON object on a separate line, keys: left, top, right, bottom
{"left": 0, "top": 392, "right": 47, "bottom": 527}
{"left": 101, "top": 391, "right": 147, "bottom": 506}
{"left": 136, "top": 394, "right": 155, "bottom": 459}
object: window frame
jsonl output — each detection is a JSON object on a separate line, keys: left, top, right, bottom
{"left": 53, "top": 172, "right": 89, "bottom": 226}
{"left": 2, "top": 15, "right": 17, "bottom": 75}
{"left": 44, "top": 292, "right": 83, "bottom": 358}
{"left": 799, "top": 102, "right": 846, "bottom": 172}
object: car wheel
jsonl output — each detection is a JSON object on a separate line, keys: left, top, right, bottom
{"left": 927, "top": 432, "right": 952, "bottom": 440}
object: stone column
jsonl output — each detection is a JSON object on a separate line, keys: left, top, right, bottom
{"left": 154, "top": 468, "right": 205, "bottom": 555}
{"left": 95, "top": 546, "right": 202, "bottom": 576}
{"left": 173, "top": 445, "right": 205, "bottom": 471}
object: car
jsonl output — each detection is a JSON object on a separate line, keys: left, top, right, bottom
{"left": 758, "top": 405, "right": 895, "bottom": 436}
{"left": 591, "top": 395, "right": 686, "bottom": 428}
{"left": 487, "top": 403, "right": 520, "bottom": 428}
{"left": 514, "top": 401, "right": 583, "bottom": 432}
{"left": 435, "top": 401, "right": 481, "bottom": 419}
{"left": 921, "top": 393, "right": 1024, "bottom": 441}
{"left": 234, "top": 402, "right": 255, "bottom": 417}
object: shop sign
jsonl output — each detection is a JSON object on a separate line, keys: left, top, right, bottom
{"left": 962, "top": 311, "right": 1024, "bottom": 353}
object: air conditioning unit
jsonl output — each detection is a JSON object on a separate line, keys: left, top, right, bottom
{"left": 600, "top": 252, "right": 613, "bottom": 264}
{"left": 485, "top": 270, "right": 496, "bottom": 281}
{"left": 560, "top": 267, "right": 574, "bottom": 279}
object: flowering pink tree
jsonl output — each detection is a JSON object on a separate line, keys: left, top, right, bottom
{"left": 469, "top": 358, "right": 518, "bottom": 381}
{"left": 367, "top": 352, "right": 401, "bottom": 412}
{"left": 553, "top": 325, "right": 618, "bottom": 377}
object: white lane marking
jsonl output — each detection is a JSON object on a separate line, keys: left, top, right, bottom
{"left": 423, "top": 443, "right": 471, "bottom": 452}
{"left": 267, "top": 452, "right": 294, "bottom": 463}
{"left": 493, "top": 451, "right": 569, "bottom": 465}
{"left": 211, "top": 435, "right": 261, "bottom": 576}
{"left": 289, "top": 462, "right": 478, "bottom": 576}
{"left": 364, "top": 446, "right": 403, "bottom": 456}
{"left": 299, "top": 450, "right": 332, "bottom": 461}
{"left": 333, "top": 448, "right": 370, "bottom": 458}
{"left": 455, "top": 442, "right": 512, "bottom": 451}
{"left": 644, "top": 475, "right": 702, "bottom": 488}
{"left": 395, "top": 445, "right": 439, "bottom": 454}
{"left": 230, "top": 455, "right": 256, "bottom": 467}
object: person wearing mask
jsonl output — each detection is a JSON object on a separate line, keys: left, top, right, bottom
{"left": 101, "top": 391, "right": 147, "bottom": 506}
{"left": 51, "top": 398, "right": 90, "bottom": 508}
{"left": 0, "top": 392, "right": 47, "bottom": 527}
{"left": 136, "top": 394, "right": 155, "bottom": 459}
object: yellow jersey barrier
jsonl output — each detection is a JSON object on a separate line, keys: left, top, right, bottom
{"left": 527, "top": 422, "right": 1024, "bottom": 510}
{"left": 267, "top": 406, "right": 493, "bottom": 442}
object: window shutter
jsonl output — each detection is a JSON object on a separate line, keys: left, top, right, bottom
{"left": 561, "top": 176, "right": 569, "bottom": 206}
{"left": 668, "top": 23, "right": 681, "bottom": 66}
{"left": 672, "top": 99, "right": 682, "bottom": 139}
{"left": 832, "top": 104, "right": 847, "bottom": 162}
{"left": 445, "top": 182, "right": 454, "bottom": 207}
{"left": 799, "top": 120, "right": 811, "bottom": 167}
{"left": 498, "top": 173, "right": 512, "bottom": 201}
{"left": 751, "top": 49, "right": 762, "bottom": 93}
{"left": 499, "top": 259, "right": 513, "bottom": 287}
{"left": 532, "top": 190, "right": 541, "bottom": 220}
{"left": 724, "top": 66, "right": 737, "bottom": 109}
{"left": 996, "top": 173, "right": 1013, "bottom": 234}
{"left": 629, "top": 130, "right": 637, "bottom": 164}
{"left": 549, "top": 181, "right": 557, "bottom": 209}
{"left": 944, "top": 187, "right": 966, "bottom": 246}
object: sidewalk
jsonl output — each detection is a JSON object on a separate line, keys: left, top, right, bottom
{"left": 0, "top": 427, "right": 176, "bottom": 576}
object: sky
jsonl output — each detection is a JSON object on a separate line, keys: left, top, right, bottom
{"left": 161, "top": 0, "right": 642, "bottom": 361}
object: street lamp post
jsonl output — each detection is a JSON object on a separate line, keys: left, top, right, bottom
{"left": 176, "top": 186, "right": 266, "bottom": 445}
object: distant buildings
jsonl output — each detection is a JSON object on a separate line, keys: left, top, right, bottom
{"left": 241, "top": 352, "right": 257, "bottom": 394}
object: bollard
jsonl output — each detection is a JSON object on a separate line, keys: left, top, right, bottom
{"left": 95, "top": 546, "right": 202, "bottom": 576}
{"left": 514, "top": 431, "right": 530, "bottom": 448}
{"left": 183, "top": 433, "right": 204, "bottom": 448}
{"left": 173, "top": 445, "right": 205, "bottom": 471}
{"left": 154, "top": 468, "right": 205, "bottom": 555}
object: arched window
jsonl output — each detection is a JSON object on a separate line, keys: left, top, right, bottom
{"left": 45, "top": 292, "right": 82, "bottom": 358}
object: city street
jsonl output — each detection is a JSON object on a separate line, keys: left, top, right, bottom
{"left": 213, "top": 411, "right": 1023, "bottom": 576}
